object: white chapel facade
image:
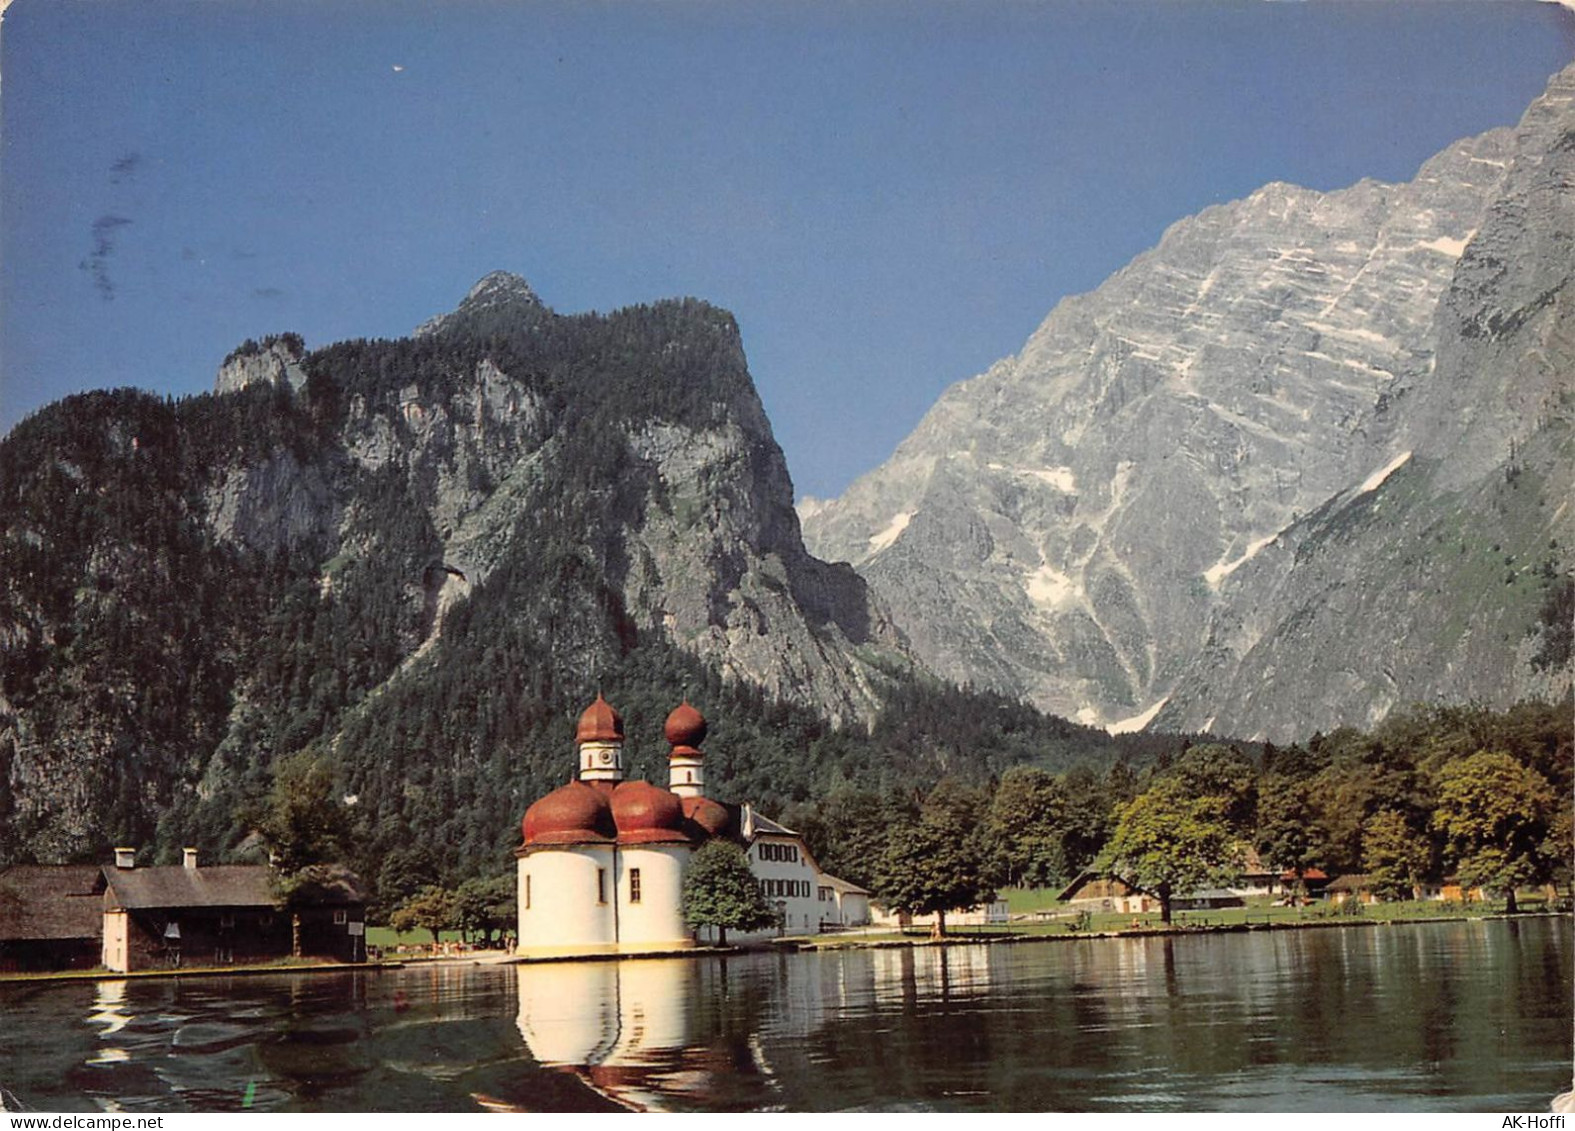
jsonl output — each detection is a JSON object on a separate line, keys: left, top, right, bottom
{"left": 514, "top": 696, "right": 868, "bottom": 957}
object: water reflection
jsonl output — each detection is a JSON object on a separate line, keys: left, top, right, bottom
{"left": 84, "top": 981, "right": 133, "bottom": 1071}
{"left": 513, "top": 959, "right": 712, "bottom": 1110}
{"left": 0, "top": 919, "right": 1567, "bottom": 1112}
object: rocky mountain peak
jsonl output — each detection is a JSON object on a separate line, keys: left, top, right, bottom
{"left": 461, "top": 269, "right": 542, "bottom": 309}
{"left": 414, "top": 270, "right": 547, "bottom": 337}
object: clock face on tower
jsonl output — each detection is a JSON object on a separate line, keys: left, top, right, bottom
{"left": 600, "top": 751, "right": 613, "bottom": 765}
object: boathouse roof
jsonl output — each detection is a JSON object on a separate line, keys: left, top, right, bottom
{"left": 0, "top": 865, "right": 104, "bottom": 941}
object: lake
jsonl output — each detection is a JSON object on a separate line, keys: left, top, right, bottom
{"left": 1, "top": 917, "right": 1568, "bottom": 1112}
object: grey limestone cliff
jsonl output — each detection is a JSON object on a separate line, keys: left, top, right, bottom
{"left": 214, "top": 335, "right": 309, "bottom": 396}
{"left": 1157, "top": 63, "right": 1575, "bottom": 740}
{"left": 802, "top": 63, "right": 1575, "bottom": 740}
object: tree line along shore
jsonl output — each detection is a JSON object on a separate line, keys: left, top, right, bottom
{"left": 359, "top": 697, "right": 1571, "bottom": 943}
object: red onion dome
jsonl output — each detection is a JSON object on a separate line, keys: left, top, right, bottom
{"left": 575, "top": 694, "right": 624, "bottom": 744}
{"left": 522, "top": 781, "right": 616, "bottom": 846}
{"left": 682, "top": 795, "right": 733, "bottom": 839}
{"left": 611, "top": 780, "right": 691, "bottom": 845}
{"left": 663, "top": 701, "right": 707, "bottom": 751}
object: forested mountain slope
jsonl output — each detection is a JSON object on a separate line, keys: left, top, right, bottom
{"left": 0, "top": 276, "right": 1166, "bottom": 888}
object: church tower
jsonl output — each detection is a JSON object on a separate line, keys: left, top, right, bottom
{"left": 577, "top": 694, "right": 624, "bottom": 782}
{"left": 665, "top": 701, "right": 707, "bottom": 799}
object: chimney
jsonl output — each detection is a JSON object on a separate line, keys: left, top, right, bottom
{"left": 183, "top": 847, "right": 199, "bottom": 870}
{"left": 114, "top": 847, "right": 136, "bottom": 869}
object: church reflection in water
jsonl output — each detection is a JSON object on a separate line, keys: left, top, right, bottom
{"left": 513, "top": 957, "right": 741, "bottom": 1111}
{"left": 507, "top": 944, "right": 999, "bottom": 1111}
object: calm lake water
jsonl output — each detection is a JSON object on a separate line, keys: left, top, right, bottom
{"left": 1, "top": 918, "right": 1569, "bottom": 1113}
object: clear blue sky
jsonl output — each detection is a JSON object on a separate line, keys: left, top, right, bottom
{"left": 2, "top": 1, "right": 1570, "bottom": 500}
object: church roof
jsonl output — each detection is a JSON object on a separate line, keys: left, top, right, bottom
{"left": 523, "top": 780, "right": 618, "bottom": 846}
{"left": 522, "top": 778, "right": 708, "bottom": 849}
{"left": 610, "top": 780, "right": 691, "bottom": 845}
{"left": 682, "top": 796, "right": 734, "bottom": 839}
{"left": 663, "top": 701, "right": 707, "bottom": 751}
{"left": 576, "top": 695, "right": 624, "bottom": 744}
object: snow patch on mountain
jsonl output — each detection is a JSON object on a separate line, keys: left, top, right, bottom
{"left": 1025, "top": 563, "right": 1080, "bottom": 609}
{"left": 1204, "top": 531, "right": 1283, "bottom": 589}
{"left": 1108, "top": 697, "right": 1170, "bottom": 736}
{"left": 867, "top": 511, "right": 914, "bottom": 556}
{"left": 1358, "top": 451, "right": 1413, "bottom": 494}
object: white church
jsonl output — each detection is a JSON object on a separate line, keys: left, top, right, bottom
{"left": 514, "top": 696, "right": 869, "bottom": 957}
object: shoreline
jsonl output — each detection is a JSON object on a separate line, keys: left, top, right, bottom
{"left": 0, "top": 958, "right": 410, "bottom": 985}
{"left": 774, "top": 908, "right": 1573, "bottom": 953}
{"left": 5, "top": 909, "right": 1567, "bottom": 984}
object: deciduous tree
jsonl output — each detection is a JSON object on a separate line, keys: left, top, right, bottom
{"left": 251, "top": 750, "right": 353, "bottom": 956}
{"left": 783, "top": 787, "right": 893, "bottom": 892}
{"left": 1255, "top": 775, "right": 1328, "bottom": 898}
{"left": 390, "top": 884, "right": 459, "bottom": 945}
{"left": 1166, "top": 743, "right": 1258, "bottom": 832}
{"left": 1100, "top": 776, "right": 1235, "bottom": 923}
{"left": 253, "top": 750, "right": 350, "bottom": 876}
{"left": 872, "top": 779, "right": 999, "bottom": 938}
{"left": 1543, "top": 803, "right": 1573, "bottom": 897}
{"left": 1433, "top": 751, "right": 1554, "bottom": 913}
{"left": 374, "top": 843, "right": 444, "bottom": 923}
{"left": 682, "top": 840, "right": 776, "bottom": 946}
{"left": 1362, "top": 808, "right": 1429, "bottom": 901}
{"left": 454, "top": 874, "right": 516, "bottom": 946}
{"left": 987, "top": 766, "right": 1071, "bottom": 888}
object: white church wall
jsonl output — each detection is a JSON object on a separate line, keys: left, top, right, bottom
{"left": 616, "top": 844, "right": 692, "bottom": 952}
{"left": 518, "top": 844, "right": 618, "bottom": 956}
